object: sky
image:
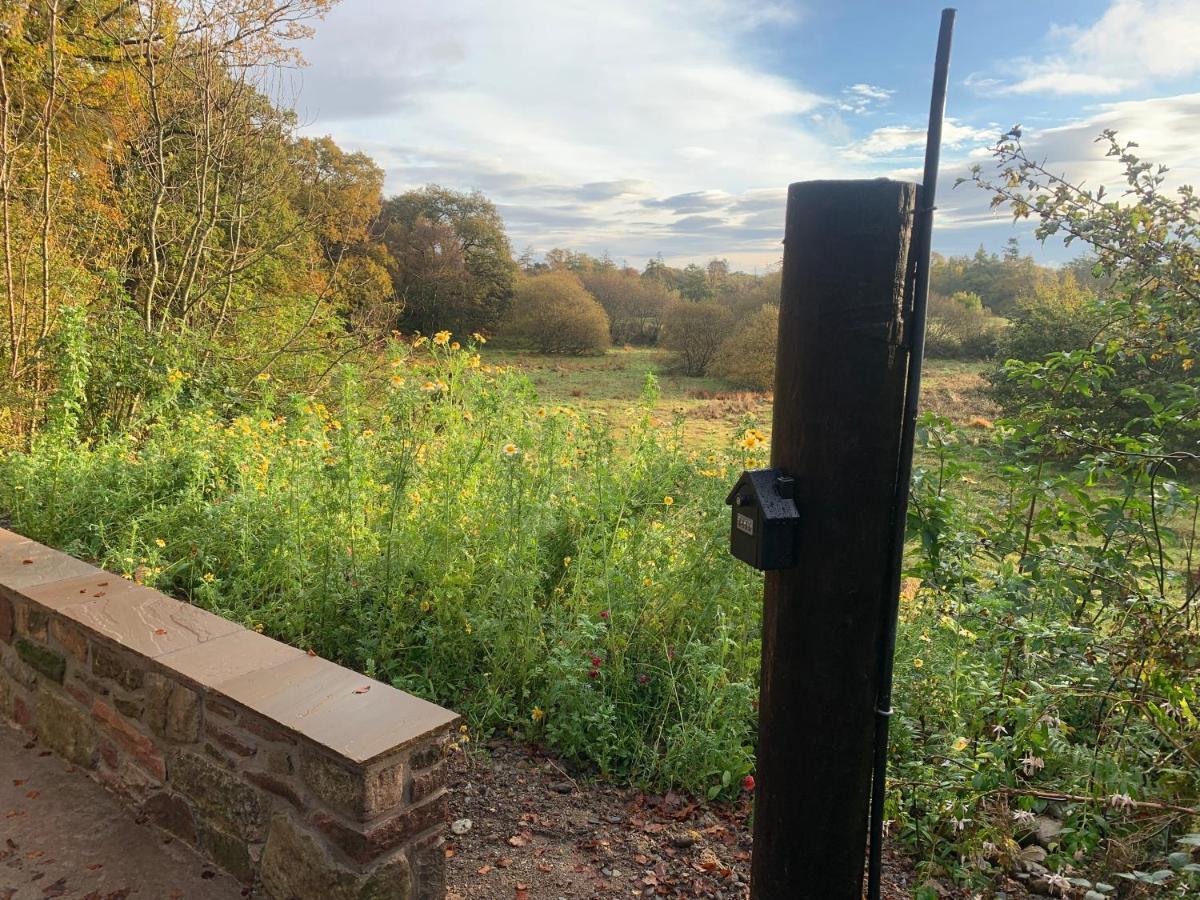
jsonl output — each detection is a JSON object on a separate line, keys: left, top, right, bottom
{"left": 288, "top": 0, "right": 1200, "bottom": 272}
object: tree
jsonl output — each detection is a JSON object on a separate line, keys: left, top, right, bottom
{"left": 677, "top": 263, "right": 713, "bottom": 302}
{"left": 502, "top": 271, "right": 609, "bottom": 354}
{"left": 660, "top": 301, "right": 732, "bottom": 375}
{"left": 580, "top": 270, "right": 672, "bottom": 345}
{"left": 379, "top": 186, "right": 517, "bottom": 335}
{"left": 712, "top": 304, "right": 778, "bottom": 390}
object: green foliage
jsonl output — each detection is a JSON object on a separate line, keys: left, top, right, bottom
{"left": 579, "top": 270, "right": 673, "bottom": 345}
{"left": 379, "top": 186, "right": 518, "bottom": 336}
{"left": 660, "top": 302, "right": 733, "bottom": 377}
{"left": 0, "top": 341, "right": 762, "bottom": 796}
{"left": 502, "top": 272, "right": 611, "bottom": 355}
{"left": 711, "top": 304, "right": 778, "bottom": 390}
{"left": 924, "top": 291, "right": 1007, "bottom": 360}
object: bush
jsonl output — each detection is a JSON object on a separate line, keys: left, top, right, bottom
{"left": 502, "top": 272, "right": 610, "bottom": 354}
{"left": 579, "top": 270, "right": 672, "bottom": 345}
{"left": 660, "top": 302, "right": 733, "bottom": 376}
{"left": 711, "top": 305, "right": 778, "bottom": 390}
{"left": 924, "top": 291, "right": 1006, "bottom": 359}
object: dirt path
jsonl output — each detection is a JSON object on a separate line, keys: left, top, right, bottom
{"left": 444, "top": 740, "right": 942, "bottom": 900}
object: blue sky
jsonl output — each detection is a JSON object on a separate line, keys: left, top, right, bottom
{"left": 292, "top": 0, "right": 1200, "bottom": 271}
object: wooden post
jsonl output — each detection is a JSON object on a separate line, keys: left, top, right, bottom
{"left": 750, "top": 179, "right": 917, "bottom": 899}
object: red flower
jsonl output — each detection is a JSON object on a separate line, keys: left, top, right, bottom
{"left": 637, "top": 674, "right": 650, "bottom": 685}
{"left": 742, "top": 775, "right": 756, "bottom": 793}
{"left": 588, "top": 669, "right": 599, "bottom": 679}
{"left": 599, "top": 609, "right": 610, "bottom": 619}
{"left": 591, "top": 656, "right": 603, "bottom": 667}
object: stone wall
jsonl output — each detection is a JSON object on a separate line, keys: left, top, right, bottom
{"left": 0, "top": 529, "right": 459, "bottom": 899}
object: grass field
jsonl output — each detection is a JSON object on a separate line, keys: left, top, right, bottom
{"left": 485, "top": 347, "right": 997, "bottom": 448}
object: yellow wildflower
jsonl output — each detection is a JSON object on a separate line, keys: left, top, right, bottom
{"left": 450, "top": 341, "right": 461, "bottom": 351}
{"left": 952, "top": 737, "right": 970, "bottom": 752}
{"left": 202, "top": 573, "right": 215, "bottom": 583}
{"left": 531, "top": 707, "right": 544, "bottom": 723}
{"left": 154, "top": 538, "right": 166, "bottom": 548}
{"left": 433, "top": 330, "right": 451, "bottom": 346}
{"left": 913, "top": 658, "right": 924, "bottom": 669}
{"left": 502, "top": 442, "right": 520, "bottom": 458}
{"left": 663, "top": 496, "right": 674, "bottom": 506}
{"left": 472, "top": 332, "right": 487, "bottom": 344}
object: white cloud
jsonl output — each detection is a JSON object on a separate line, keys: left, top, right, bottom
{"left": 924, "top": 94, "right": 1200, "bottom": 245}
{"left": 843, "top": 119, "right": 993, "bottom": 161}
{"left": 291, "top": 0, "right": 845, "bottom": 268}
{"left": 836, "top": 82, "right": 895, "bottom": 114}
{"left": 977, "top": 0, "right": 1200, "bottom": 96}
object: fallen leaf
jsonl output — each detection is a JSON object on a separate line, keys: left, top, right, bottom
{"left": 497, "top": 857, "right": 513, "bottom": 868}
{"left": 21, "top": 559, "right": 32, "bottom": 565}
{"left": 476, "top": 865, "right": 493, "bottom": 875}
{"left": 87, "top": 864, "right": 103, "bottom": 871}
{"left": 507, "top": 834, "right": 528, "bottom": 847}
{"left": 25, "top": 789, "right": 40, "bottom": 800}
{"left": 154, "top": 628, "right": 167, "bottom": 636}
{"left": 306, "top": 648, "right": 316, "bottom": 657}
{"left": 353, "top": 685, "right": 371, "bottom": 694}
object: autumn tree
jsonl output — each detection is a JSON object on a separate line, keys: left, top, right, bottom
{"left": 379, "top": 186, "right": 516, "bottom": 335}
{"left": 660, "top": 301, "right": 731, "bottom": 376}
{"left": 502, "top": 271, "right": 609, "bottom": 354}
{"left": 580, "top": 269, "right": 673, "bottom": 345}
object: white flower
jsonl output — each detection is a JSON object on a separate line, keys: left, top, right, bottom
{"left": 1020, "top": 752, "right": 1045, "bottom": 775}
{"left": 1012, "top": 809, "right": 1037, "bottom": 826}
{"left": 991, "top": 723, "right": 1008, "bottom": 738}
{"left": 1045, "top": 872, "right": 1072, "bottom": 896}
{"left": 1107, "top": 792, "right": 1135, "bottom": 809}
{"left": 951, "top": 817, "right": 970, "bottom": 832}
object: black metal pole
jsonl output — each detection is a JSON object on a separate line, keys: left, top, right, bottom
{"left": 866, "top": 9, "right": 955, "bottom": 900}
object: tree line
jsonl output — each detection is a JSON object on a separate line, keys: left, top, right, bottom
{"left": 0, "top": 0, "right": 1114, "bottom": 443}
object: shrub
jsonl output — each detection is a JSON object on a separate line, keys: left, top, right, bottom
{"left": 711, "top": 305, "right": 778, "bottom": 390}
{"left": 502, "top": 272, "right": 610, "bottom": 354}
{"left": 580, "top": 270, "right": 672, "bottom": 345}
{"left": 660, "top": 301, "right": 733, "bottom": 376}
{"left": 924, "top": 291, "right": 1006, "bottom": 359}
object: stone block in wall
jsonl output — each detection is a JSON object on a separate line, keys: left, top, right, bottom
{"left": 169, "top": 748, "right": 269, "bottom": 841}
{"left": 311, "top": 792, "right": 450, "bottom": 864}
{"left": 144, "top": 672, "right": 201, "bottom": 743}
{"left": 300, "top": 746, "right": 406, "bottom": 821}
{"left": 142, "top": 791, "right": 197, "bottom": 844}
{"left": 92, "top": 644, "right": 144, "bottom": 691}
{"left": 37, "top": 685, "right": 96, "bottom": 767}
{"left": 15, "top": 637, "right": 65, "bottom": 683}
{"left": 0, "top": 595, "right": 12, "bottom": 642}
{"left": 260, "top": 815, "right": 412, "bottom": 900}
{"left": 200, "top": 821, "right": 256, "bottom": 883}
{"left": 92, "top": 697, "right": 166, "bottom": 781}
{"left": 1, "top": 642, "right": 36, "bottom": 690}
{"left": 49, "top": 617, "right": 88, "bottom": 661}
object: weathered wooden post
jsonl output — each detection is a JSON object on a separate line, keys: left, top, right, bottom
{"left": 747, "top": 179, "right": 918, "bottom": 899}
{"left": 744, "top": 12, "right": 955, "bottom": 895}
